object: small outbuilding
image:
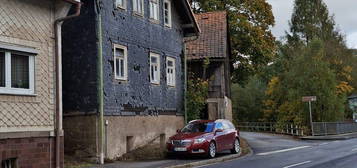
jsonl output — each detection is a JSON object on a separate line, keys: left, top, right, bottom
{"left": 186, "top": 11, "right": 233, "bottom": 121}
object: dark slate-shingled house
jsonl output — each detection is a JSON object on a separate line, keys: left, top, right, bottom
{"left": 62, "top": 0, "right": 199, "bottom": 160}
{"left": 186, "top": 11, "right": 233, "bottom": 121}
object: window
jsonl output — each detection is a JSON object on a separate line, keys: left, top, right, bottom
{"left": 149, "top": 0, "right": 159, "bottom": 21}
{"left": 133, "top": 0, "right": 144, "bottom": 15}
{"left": 150, "top": 53, "right": 160, "bottom": 84}
{"left": 163, "top": 0, "right": 172, "bottom": 27}
{"left": 115, "top": 0, "right": 126, "bottom": 9}
{"left": 0, "top": 50, "right": 35, "bottom": 95}
{"left": 2, "top": 158, "right": 17, "bottom": 168}
{"left": 114, "top": 44, "right": 128, "bottom": 80}
{"left": 215, "top": 122, "right": 223, "bottom": 130}
{"left": 166, "top": 57, "right": 175, "bottom": 86}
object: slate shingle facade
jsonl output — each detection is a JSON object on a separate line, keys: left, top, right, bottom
{"left": 62, "top": 0, "right": 198, "bottom": 159}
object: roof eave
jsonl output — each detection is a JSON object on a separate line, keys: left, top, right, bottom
{"left": 181, "top": 0, "right": 200, "bottom": 37}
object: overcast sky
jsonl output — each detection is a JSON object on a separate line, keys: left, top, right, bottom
{"left": 266, "top": 0, "right": 357, "bottom": 49}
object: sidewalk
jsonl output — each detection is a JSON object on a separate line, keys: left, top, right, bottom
{"left": 301, "top": 132, "right": 357, "bottom": 140}
{"left": 83, "top": 138, "right": 251, "bottom": 168}
{"left": 86, "top": 152, "right": 240, "bottom": 168}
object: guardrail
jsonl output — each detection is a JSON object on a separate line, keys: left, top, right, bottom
{"left": 312, "top": 122, "right": 357, "bottom": 136}
{"left": 236, "top": 122, "right": 306, "bottom": 136}
{"left": 237, "top": 122, "right": 357, "bottom": 136}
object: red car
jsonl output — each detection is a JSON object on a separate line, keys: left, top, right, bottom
{"left": 167, "top": 119, "right": 240, "bottom": 158}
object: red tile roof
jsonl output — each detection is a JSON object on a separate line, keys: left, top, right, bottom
{"left": 186, "top": 11, "right": 228, "bottom": 60}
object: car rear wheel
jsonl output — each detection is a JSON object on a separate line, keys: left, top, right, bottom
{"left": 208, "top": 142, "right": 216, "bottom": 158}
{"left": 231, "top": 138, "right": 240, "bottom": 154}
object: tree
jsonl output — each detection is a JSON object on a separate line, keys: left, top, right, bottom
{"left": 289, "top": 0, "right": 335, "bottom": 43}
{"left": 232, "top": 75, "right": 267, "bottom": 122}
{"left": 191, "top": 0, "right": 277, "bottom": 83}
{"left": 186, "top": 78, "right": 209, "bottom": 121}
{"left": 288, "top": 0, "right": 355, "bottom": 95}
{"left": 264, "top": 40, "right": 345, "bottom": 126}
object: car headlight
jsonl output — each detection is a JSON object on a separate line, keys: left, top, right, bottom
{"left": 194, "top": 138, "right": 206, "bottom": 144}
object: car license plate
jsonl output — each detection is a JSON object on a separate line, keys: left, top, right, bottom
{"left": 174, "top": 147, "right": 187, "bottom": 152}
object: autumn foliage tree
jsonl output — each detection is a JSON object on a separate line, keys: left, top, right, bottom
{"left": 288, "top": 0, "right": 355, "bottom": 95}
{"left": 191, "top": 0, "right": 277, "bottom": 83}
{"left": 264, "top": 40, "right": 345, "bottom": 126}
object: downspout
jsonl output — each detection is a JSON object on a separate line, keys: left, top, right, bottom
{"left": 54, "top": 1, "right": 81, "bottom": 168}
{"left": 95, "top": 0, "right": 105, "bottom": 164}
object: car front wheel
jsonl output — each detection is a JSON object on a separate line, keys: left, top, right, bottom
{"left": 208, "top": 142, "right": 216, "bottom": 158}
{"left": 231, "top": 138, "right": 240, "bottom": 154}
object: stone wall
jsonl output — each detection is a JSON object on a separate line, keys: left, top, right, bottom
{"left": 63, "top": 115, "right": 97, "bottom": 158}
{"left": 105, "top": 115, "right": 184, "bottom": 159}
{"left": 63, "top": 115, "right": 184, "bottom": 160}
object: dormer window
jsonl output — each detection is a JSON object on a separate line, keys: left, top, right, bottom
{"left": 133, "top": 0, "right": 144, "bottom": 15}
{"left": 163, "top": 0, "right": 172, "bottom": 27}
{"left": 149, "top": 0, "right": 159, "bottom": 21}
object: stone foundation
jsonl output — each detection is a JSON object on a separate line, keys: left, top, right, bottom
{"left": 63, "top": 115, "right": 184, "bottom": 160}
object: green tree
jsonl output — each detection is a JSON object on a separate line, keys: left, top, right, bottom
{"left": 191, "top": 0, "right": 277, "bottom": 83}
{"left": 232, "top": 76, "right": 267, "bottom": 122}
{"left": 186, "top": 78, "right": 209, "bottom": 121}
{"left": 265, "top": 40, "right": 345, "bottom": 126}
{"left": 288, "top": 0, "right": 355, "bottom": 95}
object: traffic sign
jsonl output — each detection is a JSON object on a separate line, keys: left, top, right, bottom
{"left": 302, "top": 96, "right": 317, "bottom": 102}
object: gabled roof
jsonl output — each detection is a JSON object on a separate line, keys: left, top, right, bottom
{"left": 186, "top": 11, "right": 228, "bottom": 60}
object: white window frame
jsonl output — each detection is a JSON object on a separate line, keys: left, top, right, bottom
{"left": 113, "top": 44, "right": 128, "bottom": 81}
{"left": 149, "top": 0, "right": 160, "bottom": 21}
{"left": 133, "top": 0, "right": 144, "bottom": 15}
{"left": 115, "top": 0, "right": 126, "bottom": 9}
{"left": 166, "top": 57, "right": 175, "bottom": 87}
{"left": 150, "top": 52, "right": 160, "bottom": 84}
{"left": 0, "top": 51, "right": 35, "bottom": 95}
{"left": 163, "top": 0, "right": 172, "bottom": 27}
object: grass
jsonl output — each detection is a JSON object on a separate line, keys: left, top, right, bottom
{"left": 64, "top": 155, "right": 94, "bottom": 168}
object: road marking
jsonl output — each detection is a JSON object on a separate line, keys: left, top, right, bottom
{"left": 319, "top": 143, "right": 328, "bottom": 146}
{"left": 283, "top": 161, "right": 312, "bottom": 168}
{"left": 352, "top": 148, "right": 357, "bottom": 152}
{"left": 256, "top": 146, "right": 311, "bottom": 156}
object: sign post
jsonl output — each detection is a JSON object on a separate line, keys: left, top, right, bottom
{"left": 302, "top": 96, "right": 317, "bottom": 136}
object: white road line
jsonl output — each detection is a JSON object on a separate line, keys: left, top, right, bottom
{"left": 283, "top": 161, "right": 312, "bottom": 168}
{"left": 319, "top": 143, "right": 328, "bottom": 146}
{"left": 256, "top": 146, "right": 311, "bottom": 156}
{"left": 352, "top": 148, "right": 357, "bottom": 152}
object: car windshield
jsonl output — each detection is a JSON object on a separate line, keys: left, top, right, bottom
{"left": 181, "top": 122, "right": 215, "bottom": 133}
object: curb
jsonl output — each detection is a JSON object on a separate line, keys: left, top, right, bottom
{"left": 166, "top": 143, "right": 253, "bottom": 168}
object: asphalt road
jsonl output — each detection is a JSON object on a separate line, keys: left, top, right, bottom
{"left": 200, "top": 132, "right": 357, "bottom": 168}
